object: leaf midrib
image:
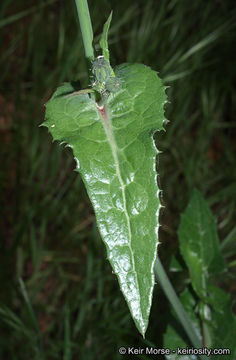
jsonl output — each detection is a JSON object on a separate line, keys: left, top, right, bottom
{"left": 96, "top": 102, "right": 144, "bottom": 328}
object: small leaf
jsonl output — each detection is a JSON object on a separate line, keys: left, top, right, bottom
{"left": 99, "top": 12, "right": 113, "bottom": 63}
{"left": 44, "top": 63, "right": 166, "bottom": 336}
{"left": 178, "top": 189, "right": 225, "bottom": 298}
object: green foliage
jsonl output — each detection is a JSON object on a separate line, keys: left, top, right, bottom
{"left": 99, "top": 11, "right": 112, "bottom": 63}
{"left": 204, "top": 283, "right": 236, "bottom": 354}
{"left": 44, "top": 63, "right": 166, "bottom": 336}
{"left": 92, "top": 57, "right": 112, "bottom": 84}
{"left": 178, "top": 189, "right": 225, "bottom": 299}
{"left": 165, "top": 287, "right": 236, "bottom": 360}
{"left": 92, "top": 14, "right": 121, "bottom": 104}
{"left": 91, "top": 56, "right": 121, "bottom": 97}
{"left": 164, "top": 190, "right": 236, "bottom": 359}
{"left": 1, "top": 0, "right": 235, "bottom": 358}
{"left": 164, "top": 289, "right": 202, "bottom": 360}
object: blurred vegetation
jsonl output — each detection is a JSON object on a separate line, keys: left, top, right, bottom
{"left": 0, "top": 0, "right": 235, "bottom": 359}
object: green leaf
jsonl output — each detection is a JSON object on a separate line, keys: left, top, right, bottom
{"left": 176, "top": 190, "right": 236, "bottom": 358}
{"left": 164, "top": 285, "right": 236, "bottom": 360}
{"left": 44, "top": 63, "right": 166, "bottom": 336}
{"left": 99, "top": 12, "right": 112, "bottom": 63}
{"left": 203, "top": 283, "right": 236, "bottom": 358}
{"left": 178, "top": 189, "right": 225, "bottom": 298}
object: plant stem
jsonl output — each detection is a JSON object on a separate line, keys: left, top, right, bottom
{"left": 154, "top": 257, "right": 209, "bottom": 360}
{"left": 74, "top": 0, "right": 94, "bottom": 61}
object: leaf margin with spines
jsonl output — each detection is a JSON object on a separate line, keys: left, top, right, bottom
{"left": 44, "top": 62, "right": 167, "bottom": 336}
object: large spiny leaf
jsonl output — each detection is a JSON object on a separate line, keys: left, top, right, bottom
{"left": 44, "top": 63, "right": 166, "bottom": 336}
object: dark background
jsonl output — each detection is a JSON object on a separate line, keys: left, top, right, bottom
{"left": 0, "top": 0, "right": 235, "bottom": 358}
